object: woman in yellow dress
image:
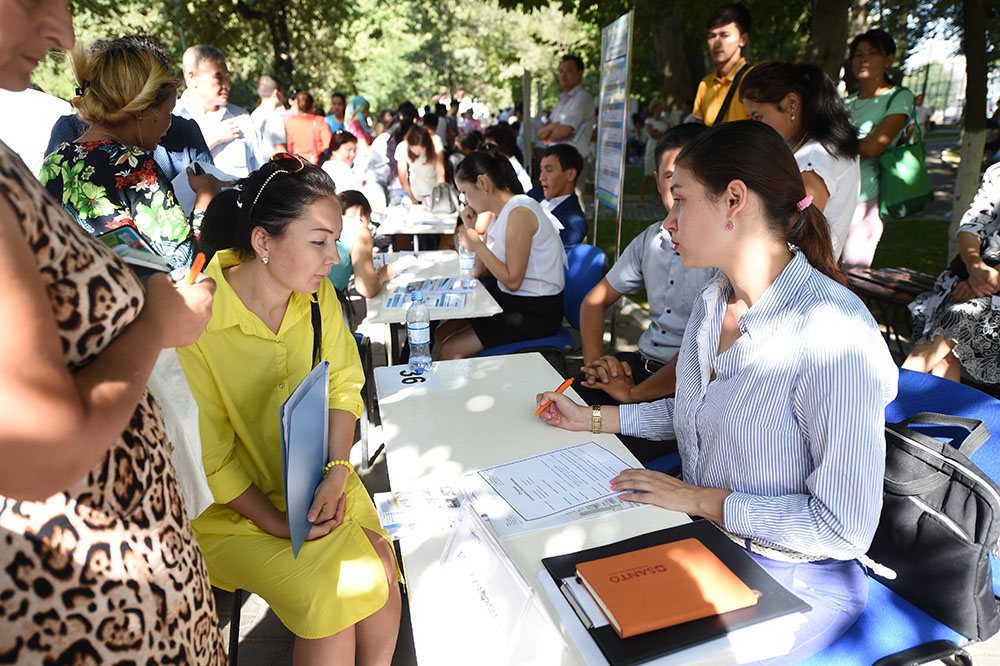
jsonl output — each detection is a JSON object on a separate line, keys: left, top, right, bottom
{"left": 178, "top": 154, "right": 400, "bottom": 664}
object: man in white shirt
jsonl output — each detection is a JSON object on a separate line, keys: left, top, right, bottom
{"left": 176, "top": 45, "right": 263, "bottom": 178}
{"left": 575, "top": 123, "right": 714, "bottom": 462}
{"left": 537, "top": 54, "right": 595, "bottom": 160}
{"left": 251, "top": 75, "right": 287, "bottom": 160}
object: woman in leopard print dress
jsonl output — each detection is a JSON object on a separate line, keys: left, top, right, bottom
{"left": 0, "top": 2, "right": 226, "bottom": 662}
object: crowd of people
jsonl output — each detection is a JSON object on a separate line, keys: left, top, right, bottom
{"left": 0, "top": 0, "right": 998, "bottom": 664}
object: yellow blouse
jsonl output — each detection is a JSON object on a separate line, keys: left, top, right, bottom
{"left": 177, "top": 249, "right": 364, "bottom": 510}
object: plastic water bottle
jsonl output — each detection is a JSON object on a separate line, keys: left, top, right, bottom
{"left": 406, "top": 291, "right": 432, "bottom": 373}
{"left": 457, "top": 240, "right": 477, "bottom": 288}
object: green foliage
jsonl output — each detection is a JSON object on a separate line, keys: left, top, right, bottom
{"left": 38, "top": 0, "right": 592, "bottom": 115}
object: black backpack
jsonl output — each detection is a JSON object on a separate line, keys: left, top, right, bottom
{"left": 867, "top": 412, "right": 1000, "bottom": 640}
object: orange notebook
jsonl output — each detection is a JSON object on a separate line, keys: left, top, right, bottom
{"left": 575, "top": 537, "right": 760, "bottom": 639}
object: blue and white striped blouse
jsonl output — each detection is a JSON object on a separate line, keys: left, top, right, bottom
{"left": 620, "top": 252, "right": 898, "bottom": 560}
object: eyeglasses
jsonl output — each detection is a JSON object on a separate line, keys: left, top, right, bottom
{"left": 249, "top": 153, "right": 306, "bottom": 220}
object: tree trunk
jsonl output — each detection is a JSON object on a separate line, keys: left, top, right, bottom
{"left": 842, "top": 0, "right": 869, "bottom": 92}
{"left": 948, "top": 0, "right": 987, "bottom": 257}
{"left": 651, "top": 16, "right": 695, "bottom": 110}
{"left": 268, "top": 0, "right": 294, "bottom": 87}
{"left": 235, "top": 0, "right": 294, "bottom": 85}
{"left": 804, "top": 0, "right": 852, "bottom": 81}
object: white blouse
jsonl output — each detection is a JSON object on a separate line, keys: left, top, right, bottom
{"left": 795, "top": 139, "right": 860, "bottom": 261}
{"left": 485, "top": 194, "right": 566, "bottom": 297}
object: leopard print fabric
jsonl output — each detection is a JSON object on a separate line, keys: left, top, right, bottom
{"left": 0, "top": 142, "right": 226, "bottom": 664}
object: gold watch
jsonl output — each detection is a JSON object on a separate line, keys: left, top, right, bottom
{"left": 591, "top": 405, "right": 602, "bottom": 434}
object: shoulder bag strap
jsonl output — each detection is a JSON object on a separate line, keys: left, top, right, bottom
{"left": 899, "top": 411, "right": 989, "bottom": 458}
{"left": 713, "top": 62, "right": 749, "bottom": 126}
{"left": 310, "top": 294, "right": 322, "bottom": 367}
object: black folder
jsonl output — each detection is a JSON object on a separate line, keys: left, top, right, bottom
{"left": 541, "top": 519, "right": 812, "bottom": 666}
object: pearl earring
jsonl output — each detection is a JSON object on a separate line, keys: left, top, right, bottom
{"left": 791, "top": 112, "right": 796, "bottom": 122}
{"left": 261, "top": 256, "right": 269, "bottom": 264}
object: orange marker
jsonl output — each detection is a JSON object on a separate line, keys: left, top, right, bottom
{"left": 187, "top": 252, "right": 207, "bottom": 285}
{"left": 535, "top": 377, "right": 575, "bottom": 416}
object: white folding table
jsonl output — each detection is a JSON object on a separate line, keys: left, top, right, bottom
{"left": 374, "top": 354, "right": 691, "bottom": 665}
{"left": 364, "top": 250, "right": 501, "bottom": 364}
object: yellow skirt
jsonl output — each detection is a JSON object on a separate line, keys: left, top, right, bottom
{"left": 192, "top": 472, "right": 393, "bottom": 639}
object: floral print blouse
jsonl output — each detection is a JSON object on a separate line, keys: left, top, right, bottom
{"left": 40, "top": 140, "right": 194, "bottom": 268}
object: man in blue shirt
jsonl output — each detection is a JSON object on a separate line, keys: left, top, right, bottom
{"left": 526, "top": 143, "right": 587, "bottom": 246}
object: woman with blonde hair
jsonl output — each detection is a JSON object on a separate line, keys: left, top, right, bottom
{"left": 41, "top": 38, "right": 219, "bottom": 268}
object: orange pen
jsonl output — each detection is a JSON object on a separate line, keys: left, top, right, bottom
{"left": 187, "top": 252, "right": 207, "bottom": 285}
{"left": 535, "top": 377, "right": 575, "bottom": 416}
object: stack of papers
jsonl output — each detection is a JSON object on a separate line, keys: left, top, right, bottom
{"left": 384, "top": 292, "right": 466, "bottom": 310}
{"left": 393, "top": 277, "right": 472, "bottom": 295}
{"left": 279, "top": 361, "right": 329, "bottom": 558}
{"left": 374, "top": 441, "right": 640, "bottom": 539}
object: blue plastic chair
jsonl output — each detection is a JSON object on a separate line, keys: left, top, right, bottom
{"left": 477, "top": 244, "right": 607, "bottom": 374}
{"left": 645, "top": 369, "right": 998, "bottom": 664}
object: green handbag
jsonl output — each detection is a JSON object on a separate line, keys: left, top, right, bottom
{"left": 878, "top": 88, "right": 933, "bottom": 220}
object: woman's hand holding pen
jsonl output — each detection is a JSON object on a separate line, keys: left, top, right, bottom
{"left": 535, "top": 391, "right": 591, "bottom": 431}
{"left": 139, "top": 271, "right": 215, "bottom": 349}
{"left": 305, "top": 466, "right": 349, "bottom": 541}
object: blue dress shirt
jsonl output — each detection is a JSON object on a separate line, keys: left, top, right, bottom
{"left": 620, "top": 252, "right": 898, "bottom": 560}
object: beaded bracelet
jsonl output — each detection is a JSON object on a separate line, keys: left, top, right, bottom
{"left": 323, "top": 459, "right": 352, "bottom": 478}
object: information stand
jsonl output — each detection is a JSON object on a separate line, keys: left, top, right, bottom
{"left": 593, "top": 11, "right": 633, "bottom": 346}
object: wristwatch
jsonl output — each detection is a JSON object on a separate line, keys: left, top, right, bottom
{"left": 591, "top": 405, "right": 602, "bottom": 434}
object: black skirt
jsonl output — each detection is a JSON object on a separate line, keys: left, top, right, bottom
{"left": 470, "top": 279, "right": 564, "bottom": 348}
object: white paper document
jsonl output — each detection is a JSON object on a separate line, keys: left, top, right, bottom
{"left": 376, "top": 441, "right": 639, "bottom": 539}
{"left": 475, "top": 441, "right": 635, "bottom": 521}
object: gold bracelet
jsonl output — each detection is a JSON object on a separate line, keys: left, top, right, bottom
{"left": 591, "top": 405, "right": 602, "bottom": 434}
{"left": 323, "top": 459, "right": 352, "bottom": 478}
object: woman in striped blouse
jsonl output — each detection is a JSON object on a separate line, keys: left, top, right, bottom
{"left": 538, "top": 121, "right": 898, "bottom": 664}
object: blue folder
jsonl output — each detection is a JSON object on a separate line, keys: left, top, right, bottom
{"left": 279, "top": 361, "right": 329, "bottom": 558}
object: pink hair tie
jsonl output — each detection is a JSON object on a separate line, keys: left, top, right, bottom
{"left": 796, "top": 195, "right": 814, "bottom": 211}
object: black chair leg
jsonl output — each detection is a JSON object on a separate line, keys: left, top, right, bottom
{"left": 229, "top": 588, "right": 244, "bottom": 664}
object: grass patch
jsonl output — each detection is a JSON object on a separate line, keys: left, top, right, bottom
{"left": 592, "top": 217, "right": 659, "bottom": 309}
{"left": 871, "top": 218, "right": 950, "bottom": 275}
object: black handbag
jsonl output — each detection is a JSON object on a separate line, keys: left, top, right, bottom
{"left": 947, "top": 232, "right": 1000, "bottom": 281}
{"left": 867, "top": 412, "right": 1000, "bottom": 640}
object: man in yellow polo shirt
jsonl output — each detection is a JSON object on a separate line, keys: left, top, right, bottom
{"left": 693, "top": 3, "right": 752, "bottom": 126}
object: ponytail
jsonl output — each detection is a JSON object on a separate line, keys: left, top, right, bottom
{"left": 787, "top": 202, "right": 846, "bottom": 286}
{"left": 675, "top": 120, "right": 845, "bottom": 285}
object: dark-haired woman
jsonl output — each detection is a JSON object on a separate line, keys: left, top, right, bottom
{"left": 285, "top": 91, "right": 333, "bottom": 164}
{"left": 178, "top": 155, "right": 400, "bottom": 665}
{"left": 321, "top": 129, "right": 362, "bottom": 193}
{"left": 325, "top": 91, "right": 347, "bottom": 134}
{"left": 841, "top": 29, "right": 914, "bottom": 269}
{"left": 537, "top": 121, "right": 897, "bottom": 664}
{"left": 741, "top": 61, "right": 860, "bottom": 260}
{"left": 328, "top": 189, "right": 392, "bottom": 298}
{"left": 396, "top": 123, "right": 445, "bottom": 205}
{"left": 435, "top": 149, "right": 566, "bottom": 358}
